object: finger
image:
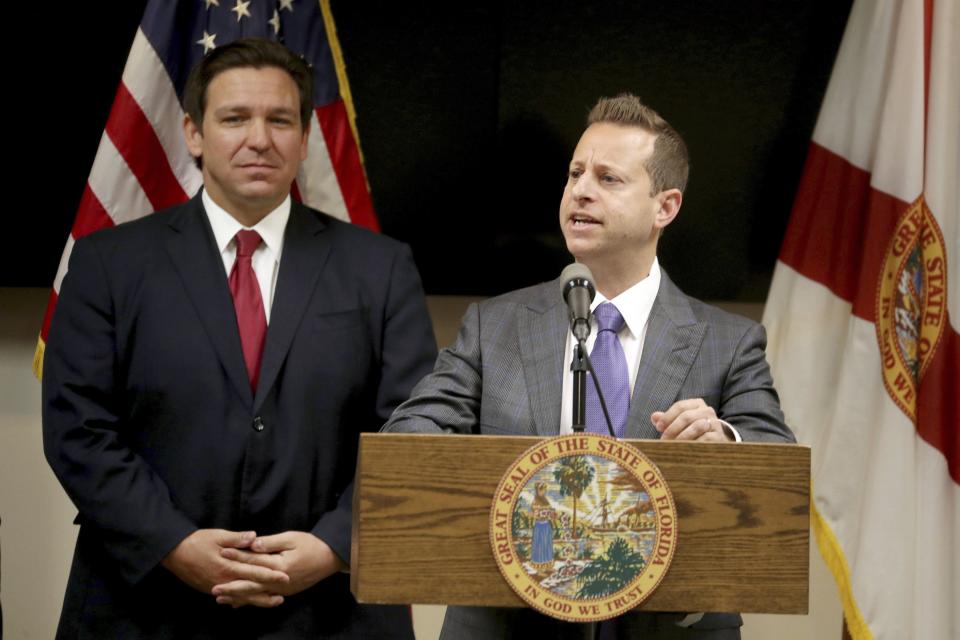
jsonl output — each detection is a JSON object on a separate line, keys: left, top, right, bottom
{"left": 652, "top": 399, "right": 706, "bottom": 432}
{"left": 212, "top": 579, "right": 266, "bottom": 597}
{"left": 251, "top": 532, "right": 297, "bottom": 554}
{"left": 217, "top": 593, "right": 284, "bottom": 608}
{"left": 222, "top": 559, "right": 290, "bottom": 584}
{"left": 216, "top": 530, "right": 257, "bottom": 549}
{"left": 660, "top": 409, "right": 707, "bottom": 440}
{"left": 221, "top": 547, "right": 285, "bottom": 570}
{"left": 661, "top": 402, "right": 718, "bottom": 440}
{"left": 697, "top": 426, "right": 729, "bottom": 443}
{"left": 675, "top": 418, "right": 711, "bottom": 441}
{"left": 650, "top": 411, "right": 666, "bottom": 432}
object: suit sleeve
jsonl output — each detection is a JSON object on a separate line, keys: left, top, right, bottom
{"left": 718, "top": 322, "right": 795, "bottom": 443}
{"left": 310, "top": 244, "right": 438, "bottom": 562}
{"left": 42, "top": 237, "right": 197, "bottom": 585}
{"left": 382, "top": 301, "right": 484, "bottom": 435}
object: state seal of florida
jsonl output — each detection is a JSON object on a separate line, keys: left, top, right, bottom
{"left": 489, "top": 433, "right": 678, "bottom": 623}
{"left": 876, "top": 195, "right": 948, "bottom": 421}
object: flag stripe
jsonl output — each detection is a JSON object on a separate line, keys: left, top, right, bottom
{"left": 122, "top": 29, "right": 203, "bottom": 196}
{"left": 812, "top": 0, "right": 925, "bottom": 204}
{"left": 105, "top": 83, "right": 189, "bottom": 211}
{"left": 52, "top": 235, "right": 76, "bottom": 296}
{"left": 778, "top": 142, "right": 902, "bottom": 322}
{"left": 71, "top": 186, "right": 115, "bottom": 239}
{"left": 87, "top": 133, "right": 154, "bottom": 227}
{"left": 39, "top": 290, "right": 59, "bottom": 349}
{"left": 299, "top": 110, "right": 349, "bottom": 221}
{"left": 917, "top": 330, "right": 960, "bottom": 481}
{"left": 317, "top": 100, "right": 378, "bottom": 231}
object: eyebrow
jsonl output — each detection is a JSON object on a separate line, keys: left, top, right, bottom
{"left": 590, "top": 161, "right": 624, "bottom": 174}
{"left": 213, "top": 105, "right": 299, "bottom": 116}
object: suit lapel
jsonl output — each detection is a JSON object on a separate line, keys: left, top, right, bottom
{"left": 164, "top": 196, "right": 254, "bottom": 407}
{"left": 519, "top": 281, "right": 568, "bottom": 436}
{"left": 627, "top": 272, "right": 706, "bottom": 439}
{"left": 254, "top": 203, "right": 331, "bottom": 410}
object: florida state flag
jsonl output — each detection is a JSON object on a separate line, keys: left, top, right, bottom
{"left": 763, "top": 0, "right": 958, "bottom": 638}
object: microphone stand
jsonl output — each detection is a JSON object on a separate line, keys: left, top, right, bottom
{"left": 571, "top": 340, "right": 588, "bottom": 432}
{"left": 570, "top": 337, "right": 617, "bottom": 438}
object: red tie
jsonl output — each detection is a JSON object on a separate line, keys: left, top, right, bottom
{"left": 229, "top": 230, "right": 267, "bottom": 390}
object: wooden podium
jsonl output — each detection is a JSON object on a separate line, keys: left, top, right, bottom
{"left": 351, "top": 433, "right": 809, "bottom": 614}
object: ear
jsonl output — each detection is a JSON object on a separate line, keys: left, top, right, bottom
{"left": 653, "top": 189, "right": 682, "bottom": 230}
{"left": 183, "top": 114, "right": 203, "bottom": 159}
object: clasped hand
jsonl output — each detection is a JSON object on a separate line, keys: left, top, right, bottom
{"left": 162, "top": 529, "right": 345, "bottom": 609}
{"left": 652, "top": 398, "right": 733, "bottom": 442}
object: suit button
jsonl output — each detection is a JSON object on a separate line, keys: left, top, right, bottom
{"left": 253, "top": 416, "right": 265, "bottom": 432}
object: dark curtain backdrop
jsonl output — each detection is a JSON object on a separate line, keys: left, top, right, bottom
{"left": 9, "top": 0, "right": 850, "bottom": 300}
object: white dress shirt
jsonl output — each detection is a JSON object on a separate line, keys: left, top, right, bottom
{"left": 202, "top": 190, "right": 290, "bottom": 323}
{"left": 558, "top": 258, "right": 740, "bottom": 441}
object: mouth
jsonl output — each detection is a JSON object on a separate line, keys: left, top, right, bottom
{"left": 568, "top": 212, "right": 600, "bottom": 227}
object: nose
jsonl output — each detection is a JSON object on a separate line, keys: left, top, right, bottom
{"left": 246, "top": 118, "right": 270, "bottom": 151}
{"left": 570, "top": 172, "right": 595, "bottom": 202}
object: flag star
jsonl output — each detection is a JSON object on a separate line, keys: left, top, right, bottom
{"left": 269, "top": 9, "right": 281, "bottom": 34}
{"left": 196, "top": 31, "right": 217, "bottom": 53}
{"left": 279, "top": 0, "right": 295, "bottom": 12}
{"left": 232, "top": 0, "right": 251, "bottom": 21}
{"left": 204, "top": 0, "right": 219, "bottom": 8}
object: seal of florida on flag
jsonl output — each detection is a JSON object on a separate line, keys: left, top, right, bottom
{"left": 763, "top": 0, "right": 958, "bottom": 638}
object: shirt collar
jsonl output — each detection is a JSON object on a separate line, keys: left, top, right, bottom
{"left": 590, "top": 257, "right": 662, "bottom": 338}
{"left": 202, "top": 189, "right": 291, "bottom": 257}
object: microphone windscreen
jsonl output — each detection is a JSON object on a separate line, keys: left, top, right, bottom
{"left": 560, "top": 262, "right": 595, "bottom": 303}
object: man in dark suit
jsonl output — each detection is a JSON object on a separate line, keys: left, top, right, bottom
{"left": 383, "top": 94, "right": 794, "bottom": 638}
{"left": 42, "top": 38, "right": 436, "bottom": 638}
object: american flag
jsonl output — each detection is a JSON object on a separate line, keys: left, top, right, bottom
{"left": 34, "top": 0, "right": 376, "bottom": 377}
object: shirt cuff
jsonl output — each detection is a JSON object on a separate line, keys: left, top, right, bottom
{"left": 719, "top": 419, "right": 742, "bottom": 442}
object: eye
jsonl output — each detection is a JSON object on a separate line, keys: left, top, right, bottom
{"left": 568, "top": 169, "right": 583, "bottom": 180}
{"left": 270, "top": 116, "right": 295, "bottom": 126}
{"left": 600, "top": 173, "right": 620, "bottom": 184}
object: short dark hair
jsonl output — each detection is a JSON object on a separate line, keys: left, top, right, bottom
{"left": 183, "top": 38, "right": 314, "bottom": 129}
{"left": 587, "top": 93, "right": 689, "bottom": 194}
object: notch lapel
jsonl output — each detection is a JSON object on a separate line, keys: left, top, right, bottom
{"left": 164, "top": 197, "right": 254, "bottom": 407}
{"left": 627, "top": 273, "right": 706, "bottom": 439}
{"left": 518, "top": 282, "right": 568, "bottom": 437}
{"left": 253, "top": 204, "right": 331, "bottom": 410}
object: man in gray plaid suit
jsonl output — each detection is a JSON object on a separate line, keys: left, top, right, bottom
{"left": 383, "top": 94, "right": 794, "bottom": 639}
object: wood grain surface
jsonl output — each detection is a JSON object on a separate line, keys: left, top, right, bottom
{"left": 351, "top": 433, "right": 809, "bottom": 613}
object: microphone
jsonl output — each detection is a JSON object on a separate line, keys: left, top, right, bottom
{"left": 560, "top": 263, "right": 595, "bottom": 342}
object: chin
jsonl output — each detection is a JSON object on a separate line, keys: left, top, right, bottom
{"left": 564, "top": 241, "right": 595, "bottom": 261}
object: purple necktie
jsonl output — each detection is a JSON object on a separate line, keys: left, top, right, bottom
{"left": 229, "top": 230, "right": 267, "bottom": 391}
{"left": 586, "top": 302, "right": 629, "bottom": 438}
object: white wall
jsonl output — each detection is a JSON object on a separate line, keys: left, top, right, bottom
{"left": 0, "top": 288, "right": 841, "bottom": 639}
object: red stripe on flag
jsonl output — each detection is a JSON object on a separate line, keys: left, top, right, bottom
{"left": 778, "top": 142, "right": 905, "bottom": 322}
{"left": 917, "top": 322, "right": 960, "bottom": 483}
{"left": 39, "top": 289, "right": 59, "bottom": 343}
{"left": 316, "top": 100, "right": 379, "bottom": 231}
{"left": 71, "top": 185, "right": 115, "bottom": 239}
{"left": 104, "top": 83, "right": 189, "bottom": 211}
